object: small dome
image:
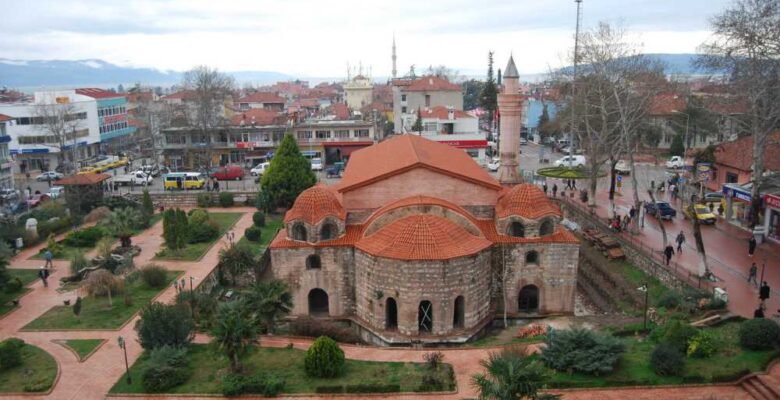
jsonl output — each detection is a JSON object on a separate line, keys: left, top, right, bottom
{"left": 356, "top": 215, "right": 491, "bottom": 261}
{"left": 496, "top": 184, "right": 560, "bottom": 220}
{"left": 284, "top": 185, "right": 346, "bottom": 224}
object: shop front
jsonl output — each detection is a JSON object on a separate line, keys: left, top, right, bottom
{"left": 722, "top": 183, "right": 752, "bottom": 228}
{"left": 763, "top": 193, "right": 780, "bottom": 244}
{"left": 323, "top": 141, "right": 373, "bottom": 165}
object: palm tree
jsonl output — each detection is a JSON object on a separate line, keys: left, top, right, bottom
{"left": 103, "top": 207, "right": 142, "bottom": 248}
{"left": 471, "top": 350, "right": 558, "bottom": 400}
{"left": 243, "top": 280, "right": 293, "bottom": 334}
{"left": 211, "top": 300, "right": 259, "bottom": 372}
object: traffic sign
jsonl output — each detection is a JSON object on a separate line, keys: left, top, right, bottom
{"left": 617, "top": 175, "right": 622, "bottom": 182}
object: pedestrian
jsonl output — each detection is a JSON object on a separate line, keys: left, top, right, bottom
{"left": 664, "top": 244, "right": 675, "bottom": 266}
{"left": 552, "top": 183, "right": 558, "bottom": 198}
{"left": 44, "top": 249, "right": 53, "bottom": 269}
{"left": 708, "top": 203, "right": 714, "bottom": 213}
{"left": 38, "top": 266, "right": 49, "bottom": 287}
{"left": 754, "top": 305, "right": 765, "bottom": 319}
{"left": 675, "top": 231, "right": 686, "bottom": 253}
{"left": 748, "top": 236, "right": 757, "bottom": 257}
{"left": 650, "top": 180, "right": 655, "bottom": 191}
{"left": 748, "top": 262, "right": 758, "bottom": 287}
{"left": 26, "top": 186, "right": 32, "bottom": 198}
{"left": 543, "top": 183, "right": 548, "bottom": 196}
{"left": 718, "top": 203, "right": 724, "bottom": 216}
{"left": 213, "top": 179, "right": 220, "bottom": 192}
{"left": 759, "top": 281, "right": 770, "bottom": 304}
{"left": 669, "top": 184, "right": 676, "bottom": 200}
{"left": 629, "top": 206, "right": 637, "bottom": 220}
{"left": 571, "top": 179, "right": 577, "bottom": 189}
{"left": 622, "top": 214, "right": 630, "bottom": 231}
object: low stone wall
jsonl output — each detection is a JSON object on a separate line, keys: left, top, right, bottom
{"left": 123, "top": 191, "right": 257, "bottom": 208}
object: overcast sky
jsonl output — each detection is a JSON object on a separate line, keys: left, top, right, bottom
{"left": 0, "top": 0, "right": 732, "bottom": 78}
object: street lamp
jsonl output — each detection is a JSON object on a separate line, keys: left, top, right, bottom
{"left": 189, "top": 276, "right": 197, "bottom": 319}
{"left": 117, "top": 336, "right": 131, "bottom": 385}
{"left": 637, "top": 284, "right": 649, "bottom": 330}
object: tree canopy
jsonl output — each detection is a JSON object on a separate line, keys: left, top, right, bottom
{"left": 261, "top": 134, "right": 317, "bottom": 209}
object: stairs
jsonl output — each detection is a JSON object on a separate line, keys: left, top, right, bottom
{"left": 740, "top": 374, "right": 780, "bottom": 399}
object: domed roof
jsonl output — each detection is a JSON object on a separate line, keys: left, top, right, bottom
{"left": 356, "top": 215, "right": 491, "bottom": 261}
{"left": 284, "top": 185, "right": 346, "bottom": 224}
{"left": 496, "top": 184, "right": 561, "bottom": 220}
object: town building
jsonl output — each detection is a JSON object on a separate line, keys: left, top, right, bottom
{"left": 0, "top": 114, "right": 13, "bottom": 189}
{"left": 392, "top": 76, "right": 463, "bottom": 134}
{"left": 291, "top": 119, "right": 376, "bottom": 164}
{"left": 268, "top": 134, "right": 579, "bottom": 345}
{"left": 413, "top": 106, "right": 488, "bottom": 166}
{"left": 344, "top": 75, "right": 373, "bottom": 111}
{"left": 235, "top": 92, "right": 286, "bottom": 112}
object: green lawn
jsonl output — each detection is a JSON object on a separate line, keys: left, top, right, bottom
{"left": 0, "top": 340, "right": 58, "bottom": 393}
{"left": 0, "top": 269, "right": 40, "bottom": 316}
{"left": 111, "top": 344, "right": 455, "bottom": 394}
{"left": 155, "top": 212, "right": 243, "bottom": 261}
{"left": 22, "top": 270, "right": 181, "bottom": 331}
{"left": 59, "top": 339, "right": 106, "bottom": 361}
{"left": 237, "top": 216, "right": 283, "bottom": 257}
{"left": 546, "top": 322, "right": 778, "bottom": 388}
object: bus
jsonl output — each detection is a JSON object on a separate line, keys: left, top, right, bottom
{"left": 163, "top": 172, "right": 206, "bottom": 190}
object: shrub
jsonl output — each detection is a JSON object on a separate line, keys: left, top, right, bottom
{"left": 135, "top": 302, "right": 195, "bottom": 350}
{"left": 345, "top": 384, "right": 401, "bottom": 393}
{"left": 219, "top": 192, "right": 235, "bottom": 207}
{"left": 188, "top": 209, "right": 210, "bottom": 225}
{"left": 197, "top": 193, "right": 213, "bottom": 208}
{"left": 142, "top": 190, "right": 154, "bottom": 218}
{"left": 304, "top": 336, "right": 345, "bottom": 378}
{"left": 188, "top": 220, "right": 219, "bottom": 244}
{"left": 656, "top": 291, "right": 682, "bottom": 309}
{"left": 740, "top": 319, "right": 780, "bottom": 350}
{"left": 253, "top": 212, "right": 266, "bottom": 227}
{"left": 289, "top": 317, "right": 363, "bottom": 344}
{"left": 62, "top": 226, "right": 108, "bottom": 248}
{"left": 424, "top": 351, "right": 444, "bottom": 370}
{"left": 687, "top": 330, "right": 716, "bottom": 358}
{"left": 663, "top": 320, "right": 699, "bottom": 353}
{"left": 73, "top": 296, "right": 82, "bottom": 317}
{"left": 69, "top": 251, "right": 89, "bottom": 276}
{"left": 650, "top": 343, "right": 684, "bottom": 376}
{"left": 175, "top": 290, "right": 217, "bottom": 328}
{"left": 542, "top": 328, "right": 625, "bottom": 375}
{"left": 141, "top": 346, "right": 190, "bottom": 392}
{"left": 4, "top": 277, "right": 23, "bottom": 293}
{"left": 245, "top": 226, "right": 262, "bottom": 242}
{"left": 0, "top": 338, "right": 24, "bottom": 370}
{"left": 221, "top": 373, "right": 284, "bottom": 396}
{"left": 139, "top": 265, "right": 168, "bottom": 288}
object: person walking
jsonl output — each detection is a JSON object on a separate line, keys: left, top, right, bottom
{"left": 552, "top": 183, "right": 558, "bottom": 198}
{"left": 664, "top": 244, "right": 675, "bottom": 266}
{"left": 748, "top": 262, "right": 759, "bottom": 287}
{"left": 675, "top": 231, "right": 686, "bottom": 253}
{"left": 543, "top": 183, "right": 548, "bottom": 196}
{"left": 629, "top": 206, "right": 637, "bottom": 220}
{"left": 748, "top": 236, "right": 757, "bottom": 257}
{"left": 38, "top": 266, "right": 49, "bottom": 288}
{"left": 213, "top": 178, "right": 220, "bottom": 192}
{"left": 43, "top": 249, "right": 53, "bottom": 269}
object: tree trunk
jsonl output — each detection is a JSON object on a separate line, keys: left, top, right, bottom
{"left": 627, "top": 144, "right": 642, "bottom": 234}
{"left": 588, "top": 170, "right": 598, "bottom": 208}
{"left": 608, "top": 159, "right": 617, "bottom": 201}
{"left": 647, "top": 190, "right": 668, "bottom": 247}
{"left": 688, "top": 203, "right": 710, "bottom": 277}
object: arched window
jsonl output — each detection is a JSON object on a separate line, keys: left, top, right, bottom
{"left": 453, "top": 296, "right": 465, "bottom": 329}
{"left": 306, "top": 255, "right": 321, "bottom": 269}
{"left": 292, "top": 223, "right": 307, "bottom": 241}
{"left": 308, "top": 288, "right": 329, "bottom": 316}
{"left": 539, "top": 219, "right": 554, "bottom": 236}
{"left": 385, "top": 298, "right": 398, "bottom": 330}
{"left": 507, "top": 221, "right": 525, "bottom": 237}
{"left": 518, "top": 285, "right": 539, "bottom": 313}
{"left": 320, "top": 222, "right": 337, "bottom": 241}
{"left": 525, "top": 251, "right": 539, "bottom": 264}
{"left": 418, "top": 300, "right": 433, "bottom": 333}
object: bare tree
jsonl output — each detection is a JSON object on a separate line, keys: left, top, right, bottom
{"left": 699, "top": 0, "right": 780, "bottom": 229}
{"left": 32, "top": 102, "right": 84, "bottom": 173}
{"left": 182, "top": 66, "right": 235, "bottom": 168}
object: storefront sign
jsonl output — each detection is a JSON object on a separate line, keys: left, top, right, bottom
{"left": 102, "top": 114, "right": 125, "bottom": 124}
{"left": 765, "top": 194, "right": 780, "bottom": 209}
{"left": 722, "top": 185, "right": 751, "bottom": 202}
{"left": 436, "top": 139, "right": 488, "bottom": 149}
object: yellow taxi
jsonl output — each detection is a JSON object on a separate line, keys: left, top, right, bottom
{"left": 77, "top": 166, "right": 98, "bottom": 175}
{"left": 683, "top": 204, "right": 717, "bottom": 225}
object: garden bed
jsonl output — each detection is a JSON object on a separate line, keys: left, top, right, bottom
{"left": 0, "top": 269, "right": 40, "bottom": 316}
{"left": 0, "top": 340, "right": 58, "bottom": 393}
{"left": 237, "top": 215, "right": 282, "bottom": 257}
{"left": 154, "top": 212, "right": 243, "bottom": 261}
{"left": 22, "top": 270, "right": 181, "bottom": 330}
{"left": 110, "top": 344, "right": 456, "bottom": 395}
{"left": 55, "top": 339, "right": 106, "bottom": 361}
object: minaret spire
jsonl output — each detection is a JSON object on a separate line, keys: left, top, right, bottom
{"left": 496, "top": 55, "right": 525, "bottom": 186}
{"left": 392, "top": 34, "right": 397, "bottom": 79}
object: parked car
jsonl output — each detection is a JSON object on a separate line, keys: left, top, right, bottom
{"left": 554, "top": 155, "right": 586, "bottom": 168}
{"left": 310, "top": 158, "right": 324, "bottom": 171}
{"left": 520, "top": 137, "right": 528, "bottom": 145}
{"left": 35, "top": 171, "right": 63, "bottom": 181}
{"left": 26, "top": 193, "right": 51, "bottom": 208}
{"left": 487, "top": 157, "right": 500, "bottom": 172}
{"left": 112, "top": 172, "right": 153, "bottom": 186}
{"left": 210, "top": 165, "right": 245, "bottom": 181}
{"left": 703, "top": 192, "right": 724, "bottom": 203}
{"left": 644, "top": 201, "right": 677, "bottom": 220}
{"left": 47, "top": 186, "right": 65, "bottom": 199}
{"left": 614, "top": 160, "right": 631, "bottom": 175}
{"left": 139, "top": 164, "right": 160, "bottom": 177}
{"left": 326, "top": 164, "right": 343, "bottom": 178}
{"left": 0, "top": 188, "right": 19, "bottom": 203}
{"left": 683, "top": 204, "right": 717, "bottom": 224}
{"left": 250, "top": 162, "right": 270, "bottom": 176}
{"left": 666, "top": 156, "right": 686, "bottom": 169}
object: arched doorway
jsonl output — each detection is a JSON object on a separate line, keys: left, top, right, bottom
{"left": 308, "top": 288, "right": 329, "bottom": 316}
{"left": 385, "top": 298, "right": 398, "bottom": 330}
{"left": 518, "top": 285, "right": 539, "bottom": 313}
{"left": 418, "top": 300, "right": 433, "bottom": 333}
{"left": 453, "top": 296, "right": 465, "bottom": 329}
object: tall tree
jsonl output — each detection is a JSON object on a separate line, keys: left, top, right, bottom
{"left": 463, "top": 79, "right": 486, "bottom": 110}
{"left": 412, "top": 107, "right": 423, "bottom": 134}
{"left": 32, "top": 102, "right": 84, "bottom": 174}
{"left": 699, "top": 0, "right": 780, "bottom": 229}
{"left": 182, "top": 66, "right": 235, "bottom": 168}
{"left": 260, "top": 134, "right": 316, "bottom": 208}
{"left": 480, "top": 51, "right": 499, "bottom": 126}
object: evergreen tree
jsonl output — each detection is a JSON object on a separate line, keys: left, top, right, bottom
{"left": 141, "top": 189, "right": 154, "bottom": 222}
{"left": 462, "top": 79, "right": 486, "bottom": 110}
{"left": 497, "top": 68, "right": 502, "bottom": 86}
{"left": 669, "top": 134, "right": 685, "bottom": 157}
{"left": 412, "top": 107, "right": 423, "bottom": 134}
{"left": 162, "top": 208, "right": 188, "bottom": 251}
{"left": 480, "top": 51, "right": 498, "bottom": 125}
{"left": 261, "top": 134, "right": 316, "bottom": 208}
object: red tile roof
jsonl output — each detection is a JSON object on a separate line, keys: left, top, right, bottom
{"left": 230, "top": 108, "right": 280, "bottom": 126}
{"left": 237, "top": 92, "right": 286, "bottom": 104}
{"left": 420, "top": 106, "right": 474, "bottom": 120}
{"left": 648, "top": 93, "right": 686, "bottom": 116}
{"left": 55, "top": 173, "right": 111, "bottom": 185}
{"left": 496, "top": 184, "right": 562, "bottom": 220}
{"left": 363, "top": 195, "right": 481, "bottom": 232}
{"left": 355, "top": 215, "right": 492, "bottom": 260}
{"left": 75, "top": 88, "right": 123, "bottom": 99}
{"left": 714, "top": 131, "right": 780, "bottom": 172}
{"left": 284, "top": 185, "right": 346, "bottom": 224}
{"left": 404, "top": 76, "right": 462, "bottom": 92}
{"left": 0, "top": 114, "right": 13, "bottom": 122}
{"left": 329, "top": 103, "right": 350, "bottom": 120}
{"left": 475, "top": 219, "right": 579, "bottom": 244}
{"left": 701, "top": 96, "right": 748, "bottom": 115}
{"left": 163, "top": 90, "right": 197, "bottom": 101}
{"left": 338, "top": 135, "right": 501, "bottom": 193}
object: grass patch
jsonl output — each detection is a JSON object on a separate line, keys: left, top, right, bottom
{"left": 237, "top": 216, "right": 282, "bottom": 257}
{"left": 59, "top": 339, "right": 105, "bottom": 361}
{"left": 0, "top": 269, "right": 40, "bottom": 316}
{"left": 546, "top": 322, "right": 778, "bottom": 388}
{"left": 0, "top": 340, "right": 58, "bottom": 393}
{"left": 154, "top": 212, "right": 243, "bottom": 261}
{"left": 22, "top": 270, "right": 180, "bottom": 330}
{"left": 110, "top": 344, "right": 455, "bottom": 394}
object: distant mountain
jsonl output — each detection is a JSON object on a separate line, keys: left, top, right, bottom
{"left": 0, "top": 59, "right": 291, "bottom": 89}
{"left": 557, "top": 53, "right": 724, "bottom": 76}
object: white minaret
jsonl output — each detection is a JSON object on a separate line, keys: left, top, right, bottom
{"left": 497, "top": 55, "right": 524, "bottom": 185}
{"left": 392, "top": 34, "right": 397, "bottom": 79}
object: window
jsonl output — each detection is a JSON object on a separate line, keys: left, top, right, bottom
{"left": 507, "top": 221, "right": 525, "bottom": 237}
{"left": 424, "top": 122, "right": 437, "bottom": 133}
{"left": 306, "top": 255, "right": 321, "bottom": 269}
{"left": 538, "top": 219, "right": 554, "bottom": 236}
{"left": 355, "top": 129, "right": 369, "bottom": 137}
{"left": 320, "top": 223, "right": 337, "bottom": 240}
{"left": 165, "top": 134, "right": 186, "bottom": 144}
{"left": 418, "top": 300, "right": 433, "bottom": 333}
{"left": 401, "top": 94, "right": 407, "bottom": 102}
{"left": 334, "top": 130, "right": 349, "bottom": 138}
{"left": 401, "top": 106, "right": 407, "bottom": 113}
{"left": 297, "top": 130, "right": 312, "bottom": 140}
{"left": 453, "top": 296, "right": 464, "bottom": 329}
{"left": 726, "top": 172, "right": 738, "bottom": 184}
{"left": 315, "top": 130, "right": 331, "bottom": 139}
{"left": 525, "top": 251, "right": 539, "bottom": 264}
{"left": 386, "top": 298, "right": 398, "bottom": 330}
{"left": 292, "top": 223, "right": 307, "bottom": 241}
{"left": 425, "top": 94, "right": 431, "bottom": 107}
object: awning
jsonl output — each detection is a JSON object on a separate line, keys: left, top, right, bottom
{"left": 722, "top": 184, "right": 751, "bottom": 202}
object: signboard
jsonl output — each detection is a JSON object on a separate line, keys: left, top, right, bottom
{"left": 765, "top": 194, "right": 780, "bottom": 209}
{"left": 616, "top": 175, "right": 622, "bottom": 182}
{"left": 55, "top": 96, "right": 70, "bottom": 104}
{"left": 102, "top": 114, "right": 125, "bottom": 124}
{"left": 436, "top": 139, "right": 488, "bottom": 149}
{"left": 722, "top": 185, "right": 751, "bottom": 202}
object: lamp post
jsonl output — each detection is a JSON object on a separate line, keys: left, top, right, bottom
{"left": 638, "top": 284, "right": 649, "bottom": 330}
{"left": 117, "top": 336, "right": 131, "bottom": 385}
{"left": 189, "top": 276, "right": 196, "bottom": 319}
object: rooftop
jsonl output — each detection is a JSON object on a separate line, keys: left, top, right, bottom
{"left": 54, "top": 173, "right": 112, "bottom": 185}
{"left": 496, "top": 184, "right": 562, "bottom": 220}
{"left": 714, "top": 131, "right": 780, "bottom": 172}
{"left": 284, "top": 185, "right": 346, "bottom": 224}
{"left": 403, "top": 76, "right": 461, "bottom": 92}
{"left": 75, "top": 88, "right": 123, "bottom": 99}
{"left": 237, "top": 92, "right": 286, "bottom": 104}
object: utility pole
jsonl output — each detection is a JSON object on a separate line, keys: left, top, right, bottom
{"left": 569, "top": 0, "right": 583, "bottom": 169}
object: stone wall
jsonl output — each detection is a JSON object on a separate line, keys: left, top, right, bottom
{"left": 284, "top": 216, "right": 346, "bottom": 243}
{"left": 495, "top": 215, "right": 559, "bottom": 238}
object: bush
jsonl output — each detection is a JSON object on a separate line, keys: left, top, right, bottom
{"left": 304, "top": 336, "right": 345, "bottom": 378}
{"left": 221, "top": 374, "right": 284, "bottom": 396}
{"left": 175, "top": 291, "right": 218, "bottom": 327}
{"left": 218, "top": 192, "right": 234, "bottom": 207}
{"left": 650, "top": 343, "right": 684, "bottom": 376}
{"left": 69, "top": 251, "right": 89, "bottom": 276}
{"left": 73, "top": 296, "right": 82, "bottom": 316}
{"left": 245, "top": 226, "right": 262, "bottom": 242}
{"left": 345, "top": 384, "right": 401, "bottom": 393}
{"left": 139, "top": 265, "right": 168, "bottom": 288}
{"left": 62, "top": 226, "right": 109, "bottom": 248}
{"left": 4, "top": 277, "right": 23, "bottom": 293}
{"left": 687, "top": 330, "right": 716, "bottom": 358}
{"left": 656, "top": 291, "right": 682, "bottom": 309}
{"left": 424, "top": 351, "right": 444, "bottom": 370}
{"left": 740, "top": 319, "right": 780, "bottom": 350}
{"left": 663, "top": 320, "right": 699, "bottom": 353}
{"left": 289, "top": 317, "right": 363, "bottom": 344}
{"left": 253, "top": 212, "right": 266, "bottom": 227}
{"left": 0, "top": 338, "right": 24, "bottom": 370}
{"left": 196, "top": 193, "right": 213, "bottom": 208}
{"left": 188, "top": 220, "right": 219, "bottom": 244}
{"left": 315, "top": 385, "right": 345, "bottom": 393}
{"left": 188, "top": 209, "right": 210, "bottom": 225}
{"left": 542, "top": 328, "right": 625, "bottom": 375}
{"left": 135, "top": 302, "right": 195, "bottom": 350}
{"left": 141, "top": 346, "right": 190, "bottom": 393}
